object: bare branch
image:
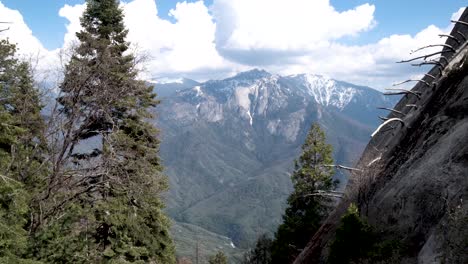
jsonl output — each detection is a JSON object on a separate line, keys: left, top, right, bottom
{"left": 411, "top": 60, "right": 444, "bottom": 75}
{"left": 324, "top": 164, "right": 363, "bottom": 172}
{"left": 424, "top": 73, "right": 437, "bottom": 79}
{"left": 303, "top": 190, "right": 345, "bottom": 199}
{"left": 411, "top": 44, "right": 456, "bottom": 54}
{"left": 397, "top": 51, "right": 450, "bottom": 63}
{"left": 366, "top": 155, "right": 382, "bottom": 167}
{"left": 371, "top": 118, "right": 405, "bottom": 138}
{"left": 451, "top": 20, "right": 468, "bottom": 27}
{"left": 411, "top": 60, "right": 444, "bottom": 67}
{"left": 392, "top": 79, "right": 431, "bottom": 87}
{"left": 406, "top": 104, "right": 418, "bottom": 108}
{"left": 439, "top": 34, "right": 461, "bottom": 45}
{"left": 435, "top": 56, "right": 449, "bottom": 65}
{"left": 377, "top": 107, "right": 405, "bottom": 116}
{"left": 457, "top": 31, "right": 467, "bottom": 41}
{"left": 384, "top": 92, "right": 418, "bottom": 98}
{"left": 384, "top": 88, "right": 421, "bottom": 99}
{"left": 378, "top": 116, "right": 389, "bottom": 122}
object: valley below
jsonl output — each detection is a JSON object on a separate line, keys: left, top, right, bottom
{"left": 152, "top": 69, "right": 397, "bottom": 260}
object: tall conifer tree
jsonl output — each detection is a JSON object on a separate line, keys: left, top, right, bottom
{"left": 271, "top": 123, "right": 335, "bottom": 264}
{"left": 34, "top": 0, "right": 175, "bottom": 263}
{"left": 0, "top": 39, "right": 45, "bottom": 263}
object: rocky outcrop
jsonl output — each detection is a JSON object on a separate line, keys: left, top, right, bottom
{"left": 294, "top": 8, "right": 468, "bottom": 264}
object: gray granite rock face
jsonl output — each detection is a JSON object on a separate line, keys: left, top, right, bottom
{"left": 294, "top": 8, "right": 468, "bottom": 264}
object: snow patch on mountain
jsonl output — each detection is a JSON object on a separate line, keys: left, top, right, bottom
{"left": 234, "top": 85, "right": 253, "bottom": 111}
{"left": 161, "top": 70, "right": 386, "bottom": 131}
{"left": 302, "top": 74, "right": 358, "bottom": 109}
{"left": 234, "top": 83, "right": 261, "bottom": 126}
{"left": 150, "top": 77, "right": 184, "bottom": 84}
{"left": 193, "top": 86, "right": 203, "bottom": 97}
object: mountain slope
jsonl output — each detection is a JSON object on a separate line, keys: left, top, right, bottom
{"left": 154, "top": 70, "right": 397, "bottom": 248}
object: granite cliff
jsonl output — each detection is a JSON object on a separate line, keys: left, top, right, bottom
{"left": 294, "top": 8, "right": 468, "bottom": 264}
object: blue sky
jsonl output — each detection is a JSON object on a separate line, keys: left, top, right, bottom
{"left": 1, "top": 0, "right": 215, "bottom": 49}
{"left": 1, "top": 0, "right": 465, "bottom": 50}
{"left": 0, "top": 0, "right": 465, "bottom": 88}
{"left": 332, "top": 0, "right": 467, "bottom": 44}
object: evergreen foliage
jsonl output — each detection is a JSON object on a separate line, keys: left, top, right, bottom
{"left": 327, "top": 204, "right": 375, "bottom": 264}
{"left": 270, "top": 123, "right": 335, "bottom": 264}
{"left": 208, "top": 251, "right": 228, "bottom": 264}
{"left": 328, "top": 204, "right": 402, "bottom": 264}
{"left": 30, "top": 0, "right": 175, "bottom": 263}
{"left": 0, "top": 39, "right": 45, "bottom": 263}
{"left": 241, "top": 234, "right": 272, "bottom": 264}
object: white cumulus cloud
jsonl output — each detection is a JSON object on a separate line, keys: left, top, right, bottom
{"left": 0, "top": 2, "right": 62, "bottom": 83}
{"left": 59, "top": 3, "right": 86, "bottom": 48}
{"left": 212, "top": 0, "right": 376, "bottom": 54}
{"left": 0, "top": 0, "right": 466, "bottom": 89}
{"left": 209, "top": 0, "right": 464, "bottom": 88}
{"left": 58, "top": 0, "right": 240, "bottom": 80}
{"left": 0, "top": 2, "right": 46, "bottom": 55}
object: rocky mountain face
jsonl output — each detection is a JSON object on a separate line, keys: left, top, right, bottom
{"left": 294, "top": 9, "right": 468, "bottom": 264}
{"left": 153, "top": 70, "right": 396, "bottom": 248}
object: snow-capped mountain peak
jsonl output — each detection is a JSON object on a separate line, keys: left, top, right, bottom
{"left": 155, "top": 70, "right": 392, "bottom": 131}
{"left": 294, "top": 73, "right": 359, "bottom": 109}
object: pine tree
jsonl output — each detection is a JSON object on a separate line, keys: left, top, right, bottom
{"left": 327, "top": 204, "right": 375, "bottom": 264}
{"left": 0, "top": 39, "right": 45, "bottom": 263}
{"left": 208, "top": 251, "right": 228, "bottom": 264}
{"left": 270, "top": 123, "right": 336, "bottom": 264}
{"left": 33, "top": 0, "right": 175, "bottom": 263}
{"left": 241, "top": 234, "right": 272, "bottom": 264}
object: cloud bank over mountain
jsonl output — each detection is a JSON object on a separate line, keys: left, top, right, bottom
{"left": 0, "top": 0, "right": 465, "bottom": 89}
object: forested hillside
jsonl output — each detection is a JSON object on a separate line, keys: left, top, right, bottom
{"left": 154, "top": 71, "right": 397, "bottom": 250}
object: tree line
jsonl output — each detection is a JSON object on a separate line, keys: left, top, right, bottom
{"left": 0, "top": 0, "right": 174, "bottom": 263}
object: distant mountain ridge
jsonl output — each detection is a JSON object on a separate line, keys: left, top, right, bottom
{"left": 151, "top": 69, "right": 397, "bottom": 252}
